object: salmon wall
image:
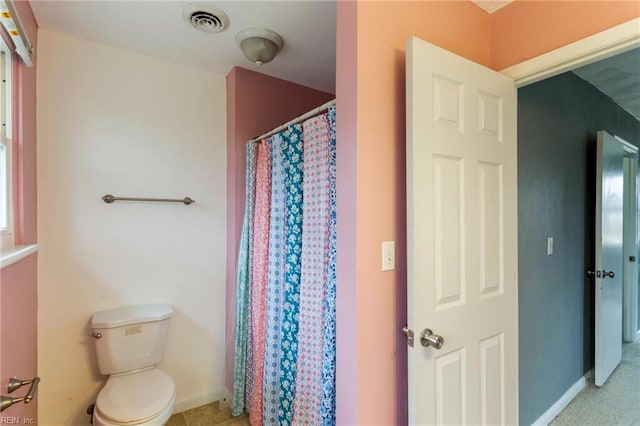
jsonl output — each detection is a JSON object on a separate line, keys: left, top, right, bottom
{"left": 0, "top": 256, "right": 38, "bottom": 423}
{"left": 0, "top": 1, "right": 38, "bottom": 423}
{"left": 335, "top": 1, "right": 490, "bottom": 424}
{"left": 225, "top": 67, "right": 333, "bottom": 393}
{"left": 491, "top": 0, "right": 640, "bottom": 70}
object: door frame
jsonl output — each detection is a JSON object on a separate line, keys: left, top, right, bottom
{"left": 496, "top": 15, "right": 640, "bottom": 420}
{"left": 502, "top": 19, "right": 640, "bottom": 345}
{"left": 622, "top": 141, "right": 640, "bottom": 343}
{"left": 502, "top": 18, "right": 640, "bottom": 342}
{"left": 501, "top": 18, "right": 640, "bottom": 88}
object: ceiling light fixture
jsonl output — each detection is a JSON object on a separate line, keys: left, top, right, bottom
{"left": 236, "top": 28, "right": 284, "bottom": 67}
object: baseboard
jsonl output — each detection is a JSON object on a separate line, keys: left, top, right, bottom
{"left": 531, "top": 370, "right": 592, "bottom": 426}
{"left": 174, "top": 387, "right": 222, "bottom": 413}
{"left": 219, "top": 387, "right": 233, "bottom": 408}
{"left": 585, "top": 368, "right": 594, "bottom": 381}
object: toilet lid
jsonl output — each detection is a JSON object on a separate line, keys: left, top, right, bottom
{"left": 96, "top": 369, "right": 175, "bottom": 424}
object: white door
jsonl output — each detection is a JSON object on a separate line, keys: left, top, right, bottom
{"left": 406, "top": 37, "right": 517, "bottom": 425}
{"left": 594, "top": 130, "right": 624, "bottom": 386}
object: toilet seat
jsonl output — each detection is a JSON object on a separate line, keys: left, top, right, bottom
{"left": 96, "top": 369, "right": 175, "bottom": 425}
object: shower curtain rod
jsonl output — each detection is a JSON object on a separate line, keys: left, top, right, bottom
{"left": 247, "top": 98, "right": 336, "bottom": 144}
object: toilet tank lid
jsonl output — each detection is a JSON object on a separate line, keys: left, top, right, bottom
{"left": 91, "top": 304, "right": 173, "bottom": 329}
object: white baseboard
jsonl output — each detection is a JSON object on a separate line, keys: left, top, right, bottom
{"left": 532, "top": 370, "right": 592, "bottom": 426}
{"left": 174, "top": 387, "right": 222, "bottom": 414}
{"left": 219, "top": 387, "right": 233, "bottom": 408}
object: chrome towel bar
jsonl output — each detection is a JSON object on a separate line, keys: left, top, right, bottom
{"left": 1, "top": 377, "right": 40, "bottom": 412}
{"left": 102, "top": 194, "right": 195, "bottom": 205}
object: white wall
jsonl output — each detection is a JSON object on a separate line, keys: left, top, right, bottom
{"left": 36, "top": 29, "right": 226, "bottom": 424}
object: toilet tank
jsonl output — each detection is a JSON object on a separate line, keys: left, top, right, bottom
{"left": 91, "top": 304, "right": 173, "bottom": 375}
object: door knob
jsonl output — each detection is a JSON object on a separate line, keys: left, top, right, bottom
{"left": 587, "top": 270, "right": 615, "bottom": 279}
{"left": 420, "top": 328, "right": 444, "bottom": 349}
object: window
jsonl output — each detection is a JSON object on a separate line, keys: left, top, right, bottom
{"left": 0, "top": 36, "right": 13, "bottom": 250}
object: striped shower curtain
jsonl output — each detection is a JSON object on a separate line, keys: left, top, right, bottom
{"left": 232, "top": 106, "right": 336, "bottom": 425}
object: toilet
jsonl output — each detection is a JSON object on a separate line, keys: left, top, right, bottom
{"left": 90, "top": 304, "right": 176, "bottom": 426}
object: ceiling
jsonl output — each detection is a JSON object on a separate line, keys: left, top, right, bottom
{"left": 29, "top": 1, "right": 337, "bottom": 93}
{"left": 573, "top": 48, "right": 640, "bottom": 121}
{"left": 471, "top": 0, "right": 514, "bottom": 14}
{"left": 29, "top": 1, "right": 639, "bottom": 118}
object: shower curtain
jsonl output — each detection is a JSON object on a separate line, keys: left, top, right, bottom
{"left": 232, "top": 105, "right": 337, "bottom": 426}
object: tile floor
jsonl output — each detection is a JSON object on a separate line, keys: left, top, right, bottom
{"left": 167, "top": 401, "right": 248, "bottom": 426}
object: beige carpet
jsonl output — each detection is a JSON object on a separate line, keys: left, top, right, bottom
{"left": 551, "top": 341, "right": 640, "bottom": 426}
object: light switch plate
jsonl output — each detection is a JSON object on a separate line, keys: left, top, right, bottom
{"left": 382, "top": 241, "right": 395, "bottom": 271}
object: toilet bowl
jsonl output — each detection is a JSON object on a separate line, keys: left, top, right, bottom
{"left": 93, "top": 369, "right": 175, "bottom": 426}
{"left": 90, "top": 304, "right": 176, "bottom": 426}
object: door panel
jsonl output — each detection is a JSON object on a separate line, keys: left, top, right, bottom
{"left": 435, "top": 349, "right": 465, "bottom": 425}
{"left": 433, "top": 155, "right": 464, "bottom": 308}
{"left": 594, "top": 130, "right": 624, "bottom": 386}
{"left": 479, "top": 333, "right": 504, "bottom": 425}
{"left": 406, "top": 36, "right": 517, "bottom": 425}
{"left": 479, "top": 161, "right": 503, "bottom": 297}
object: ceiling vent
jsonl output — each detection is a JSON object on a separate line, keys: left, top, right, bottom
{"left": 183, "top": 4, "right": 229, "bottom": 33}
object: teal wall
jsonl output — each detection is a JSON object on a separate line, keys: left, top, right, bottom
{"left": 518, "top": 71, "right": 640, "bottom": 425}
